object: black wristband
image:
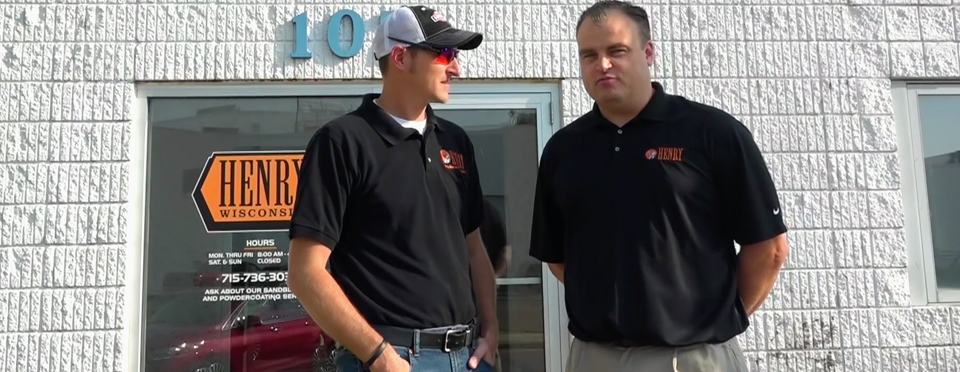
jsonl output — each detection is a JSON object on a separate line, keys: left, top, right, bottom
{"left": 363, "top": 340, "right": 389, "bottom": 368}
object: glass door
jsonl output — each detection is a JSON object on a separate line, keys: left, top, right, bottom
{"left": 432, "top": 92, "right": 564, "bottom": 372}
{"left": 138, "top": 87, "right": 566, "bottom": 372}
{"left": 141, "top": 96, "right": 366, "bottom": 372}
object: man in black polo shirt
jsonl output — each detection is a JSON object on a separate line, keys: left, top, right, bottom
{"left": 286, "top": 5, "right": 498, "bottom": 372}
{"left": 529, "top": 1, "right": 790, "bottom": 371}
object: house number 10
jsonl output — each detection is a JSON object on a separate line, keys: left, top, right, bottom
{"left": 290, "top": 10, "right": 392, "bottom": 60}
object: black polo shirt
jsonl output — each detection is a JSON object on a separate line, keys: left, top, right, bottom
{"left": 529, "top": 82, "right": 787, "bottom": 347}
{"left": 289, "top": 93, "right": 484, "bottom": 329}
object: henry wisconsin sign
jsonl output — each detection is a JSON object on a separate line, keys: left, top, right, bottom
{"left": 192, "top": 151, "right": 304, "bottom": 233}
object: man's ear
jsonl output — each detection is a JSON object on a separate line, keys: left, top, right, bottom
{"left": 391, "top": 47, "right": 412, "bottom": 72}
{"left": 644, "top": 40, "right": 656, "bottom": 67}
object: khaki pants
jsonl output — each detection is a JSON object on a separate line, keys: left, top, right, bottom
{"left": 566, "top": 337, "right": 748, "bottom": 372}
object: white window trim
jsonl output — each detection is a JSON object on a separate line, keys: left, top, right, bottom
{"left": 127, "top": 81, "right": 567, "bottom": 372}
{"left": 891, "top": 81, "right": 960, "bottom": 306}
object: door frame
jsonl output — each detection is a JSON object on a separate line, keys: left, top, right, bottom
{"left": 129, "top": 81, "right": 567, "bottom": 372}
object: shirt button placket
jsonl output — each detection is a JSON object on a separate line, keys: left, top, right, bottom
{"left": 614, "top": 128, "right": 623, "bottom": 152}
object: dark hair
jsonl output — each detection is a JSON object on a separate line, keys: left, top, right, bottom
{"left": 576, "top": 0, "right": 651, "bottom": 43}
{"left": 479, "top": 199, "right": 507, "bottom": 270}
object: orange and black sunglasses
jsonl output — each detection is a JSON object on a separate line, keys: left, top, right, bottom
{"left": 389, "top": 37, "right": 460, "bottom": 65}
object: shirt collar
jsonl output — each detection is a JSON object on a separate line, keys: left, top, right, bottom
{"left": 589, "top": 81, "right": 670, "bottom": 130}
{"left": 358, "top": 93, "right": 444, "bottom": 146}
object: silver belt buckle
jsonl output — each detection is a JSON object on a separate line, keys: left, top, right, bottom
{"left": 442, "top": 328, "right": 456, "bottom": 352}
{"left": 441, "top": 327, "right": 470, "bottom": 353}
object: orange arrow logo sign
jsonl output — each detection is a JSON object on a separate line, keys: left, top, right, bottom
{"left": 192, "top": 151, "right": 304, "bottom": 233}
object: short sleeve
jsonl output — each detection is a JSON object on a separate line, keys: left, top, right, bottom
{"left": 288, "top": 128, "right": 354, "bottom": 249}
{"left": 711, "top": 118, "right": 788, "bottom": 246}
{"left": 462, "top": 137, "right": 485, "bottom": 235}
{"left": 528, "top": 141, "right": 565, "bottom": 264}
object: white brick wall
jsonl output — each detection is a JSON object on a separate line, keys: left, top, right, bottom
{"left": 0, "top": 0, "right": 958, "bottom": 371}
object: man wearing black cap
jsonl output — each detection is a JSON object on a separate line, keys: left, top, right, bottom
{"left": 286, "top": 5, "right": 497, "bottom": 372}
{"left": 530, "top": 1, "right": 790, "bottom": 371}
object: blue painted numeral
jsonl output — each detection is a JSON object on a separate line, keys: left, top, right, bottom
{"left": 290, "top": 10, "right": 391, "bottom": 60}
{"left": 291, "top": 12, "right": 312, "bottom": 59}
{"left": 327, "top": 9, "right": 364, "bottom": 58}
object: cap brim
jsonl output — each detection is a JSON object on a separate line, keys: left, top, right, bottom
{"left": 424, "top": 28, "right": 484, "bottom": 50}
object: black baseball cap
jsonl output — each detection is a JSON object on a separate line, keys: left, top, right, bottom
{"left": 373, "top": 5, "right": 484, "bottom": 59}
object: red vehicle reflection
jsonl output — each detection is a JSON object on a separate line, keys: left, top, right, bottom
{"left": 144, "top": 292, "right": 336, "bottom": 372}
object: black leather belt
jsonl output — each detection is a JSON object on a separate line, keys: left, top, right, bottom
{"left": 375, "top": 324, "right": 475, "bottom": 352}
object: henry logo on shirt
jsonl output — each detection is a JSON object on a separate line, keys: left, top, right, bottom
{"left": 439, "top": 149, "right": 466, "bottom": 173}
{"left": 646, "top": 147, "right": 684, "bottom": 162}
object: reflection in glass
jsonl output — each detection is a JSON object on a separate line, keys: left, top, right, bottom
{"left": 497, "top": 285, "right": 546, "bottom": 372}
{"left": 143, "top": 97, "right": 361, "bottom": 372}
{"left": 434, "top": 108, "right": 546, "bottom": 372}
{"left": 434, "top": 109, "right": 543, "bottom": 279}
{"left": 918, "top": 95, "right": 960, "bottom": 292}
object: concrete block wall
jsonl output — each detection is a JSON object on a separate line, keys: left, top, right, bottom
{"left": 0, "top": 0, "right": 958, "bottom": 371}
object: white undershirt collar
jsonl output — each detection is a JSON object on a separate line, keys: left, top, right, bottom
{"left": 374, "top": 99, "right": 427, "bottom": 135}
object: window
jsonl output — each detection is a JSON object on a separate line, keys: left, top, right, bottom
{"left": 142, "top": 95, "right": 354, "bottom": 372}
{"left": 132, "top": 84, "right": 565, "bottom": 372}
{"left": 892, "top": 82, "right": 960, "bottom": 304}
